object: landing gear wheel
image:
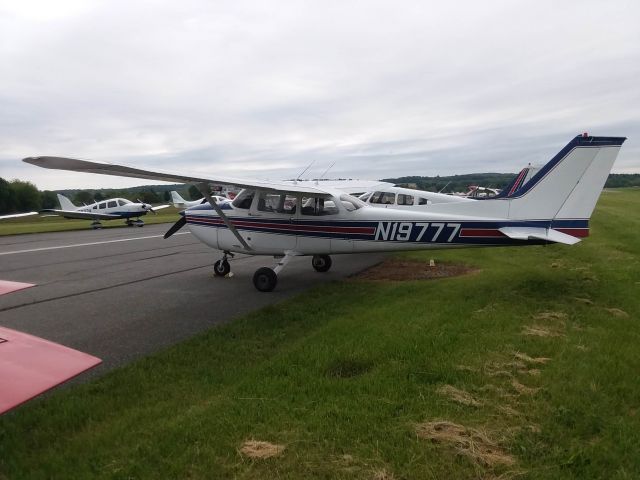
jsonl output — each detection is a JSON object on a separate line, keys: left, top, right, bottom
{"left": 91, "top": 221, "right": 102, "bottom": 230}
{"left": 312, "top": 254, "right": 332, "bottom": 272}
{"left": 214, "top": 259, "right": 231, "bottom": 277}
{"left": 253, "top": 267, "right": 278, "bottom": 292}
{"left": 135, "top": 219, "right": 144, "bottom": 227}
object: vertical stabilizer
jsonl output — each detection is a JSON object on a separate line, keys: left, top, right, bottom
{"left": 56, "top": 194, "right": 78, "bottom": 210}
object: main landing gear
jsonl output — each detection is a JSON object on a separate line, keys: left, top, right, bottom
{"left": 91, "top": 220, "right": 102, "bottom": 230}
{"left": 213, "top": 252, "right": 333, "bottom": 292}
{"left": 126, "top": 218, "right": 144, "bottom": 227}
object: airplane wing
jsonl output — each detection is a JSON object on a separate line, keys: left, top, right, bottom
{"left": 23, "top": 156, "right": 335, "bottom": 197}
{"left": 0, "top": 212, "right": 38, "bottom": 220}
{"left": 295, "top": 180, "right": 395, "bottom": 194}
{"left": 39, "top": 209, "right": 122, "bottom": 220}
{"left": 0, "top": 326, "right": 101, "bottom": 414}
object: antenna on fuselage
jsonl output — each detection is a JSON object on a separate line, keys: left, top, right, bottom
{"left": 294, "top": 160, "right": 315, "bottom": 185}
{"left": 315, "top": 161, "right": 336, "bottom": 185}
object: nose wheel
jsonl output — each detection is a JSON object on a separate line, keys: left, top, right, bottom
{"left": 214, "top": 251, "right": 233, "bottom": 277}
{"left": 253, "top": 267, "right": 277, "bottom": 292}
{"left": 312, "top": 255, "right": 332, "bottom": 272}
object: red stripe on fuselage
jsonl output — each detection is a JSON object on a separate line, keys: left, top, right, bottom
{"left": 556, "top": 228, "right": 589, "bottom": 238}
{"left": 459, "top": 228, "right": 505, "bottom": 238}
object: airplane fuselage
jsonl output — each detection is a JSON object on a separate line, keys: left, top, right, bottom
{"left": 183, "top": 192, "right": 587, "bottom": 256}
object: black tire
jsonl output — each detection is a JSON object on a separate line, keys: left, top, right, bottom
{"left": 312, "top": 254, "right": 332, "bottom": 272}
{"left": 253, "top": 267, "right": 278, "bottom": 292}
{"left": 214, "top": 259, "right": 231, "bottom": 277}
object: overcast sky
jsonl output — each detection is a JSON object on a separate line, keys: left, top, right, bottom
{"left": 1, "top": 0, "right": 638, "bottom": 190}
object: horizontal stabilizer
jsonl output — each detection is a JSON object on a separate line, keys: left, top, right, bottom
{"left": 499, "top": 227, "right": 581, "bottom": 245}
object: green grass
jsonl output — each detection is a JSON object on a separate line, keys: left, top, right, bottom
{"left": 1, "top": 190, "right": 639, "bottom": 479}
{"left": 0, "top": 207, "right": 182, "bottom": 236}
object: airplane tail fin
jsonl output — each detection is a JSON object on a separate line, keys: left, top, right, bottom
{"left": 56, "top": 193, "right": 77, "bottom": 210}
{"left": 428, "top": 134, "right": 625, "bottom": 243}
{"left": 170, "top": 191, "right": 187, "bottom": 206}
{"left": 506, "top": 135, "right": 626, "bottom": 225}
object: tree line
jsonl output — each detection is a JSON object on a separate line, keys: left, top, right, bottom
{"left": 1, "top": 174, "right": 638, "bottom": 215}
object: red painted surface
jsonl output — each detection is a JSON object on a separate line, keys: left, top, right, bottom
{"left": 0, "top": 280, "right": 35, "bottom": 295}
{"left": 0, "top": 327, "right": 102, "bottom": 414}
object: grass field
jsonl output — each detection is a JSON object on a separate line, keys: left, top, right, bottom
{"left": 1, "top": 189, "right": 639, "bottom": 479}
{"left": 0, "top": 207, "right": 182, "bottom": 236}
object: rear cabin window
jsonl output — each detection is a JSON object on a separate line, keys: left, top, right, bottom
{"left": 418, "top": 197, "right": 430, "bottom": 205}
{"left": 98, "top": 202, "right": 106, "bottom": 209}
{"left": 232, "top": 190, "right": 255, "bottom": 209}
{"left": 397, "top": 194, "right": 414, "bottom": 205}
{"left": 256, "top": 192, "right": 298, "bottom": 214}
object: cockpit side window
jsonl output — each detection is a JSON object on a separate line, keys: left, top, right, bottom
{"left": 418, "top": 197, "right": 430, "bottom": 205}
{"left": 232, "top": 190, "right": 255, "bottom": 209}
{"left": 98, "top": 202, "right": 106, "bottom": 209}
{"left": 370, "top": 191, "right": 395, "bottom": 204}
{"left": 300, "top": 196, "right": 338, "bottom": 216}
{"left": 359, "top": 192, "right": 372, "bottom": 202}
{"left": 107, "top": 200, "right": 117, "bottom": 208}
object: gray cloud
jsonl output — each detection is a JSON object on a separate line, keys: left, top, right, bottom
{"left": 1, "top": 0, "right": 638, "bottom": 189}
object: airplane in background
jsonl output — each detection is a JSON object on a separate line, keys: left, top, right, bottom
{"left": 41, "top": 193, "right": 170, "bottom": 229}
{"left": 358, "top": 164, "right": 543, "bottom": 210}
{"left": 24, "top": 134, "right": 625, "bottom": 291}
{"left": 171, "top": 190, "right": 229, "bottom": 208}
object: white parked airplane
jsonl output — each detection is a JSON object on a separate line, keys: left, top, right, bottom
{"left": 42, "top": 193, "right": 170, "bottom": 229}
{"left": 24, "top": 134, "right": 625, "bottom": 291}
{"left": 358, "top": 164, "right": 544, "bottom": 209}
{"left": 170, "top": 190, "right": 229, "bottom": 208}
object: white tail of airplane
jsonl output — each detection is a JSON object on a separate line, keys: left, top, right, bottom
{"left": 170, "top": 191, "right": 187, "bottom": 205}
{"left": 430, "top": 135, "right": 625, "bottom": 227}
{"left": 56, "top": 193, "right": 78, "bottom": 210}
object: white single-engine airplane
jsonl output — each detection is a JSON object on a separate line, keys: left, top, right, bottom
{"left": 23, "top": 134, "right": 625, "bottom": 291}
{"left": 171, "top": 190, "right": 229, "bottom": 208}
{"left": 42, "top": 193, "right": 170, "bottom": 229}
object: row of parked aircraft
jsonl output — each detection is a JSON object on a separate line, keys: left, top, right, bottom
{"left": 22, "top": 134, "right": 625, "bottom": 292}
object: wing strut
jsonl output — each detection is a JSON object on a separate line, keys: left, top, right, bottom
{"left": 196, "top": 183, "right": 252, "bottom": 251}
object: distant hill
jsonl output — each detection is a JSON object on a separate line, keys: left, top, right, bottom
{"left": 380, "top": 173, "right": 640, "bottom": 193}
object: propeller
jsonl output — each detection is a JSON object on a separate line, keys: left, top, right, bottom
{"left": 137, "top": 198, "right": 156, "bottom": 214}
{"left": 164, "top": 215, "right": 186, "bottom": 239}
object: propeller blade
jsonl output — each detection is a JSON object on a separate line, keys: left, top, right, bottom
{"left": 164, "top": 216, "right": 187, "bottom": 239}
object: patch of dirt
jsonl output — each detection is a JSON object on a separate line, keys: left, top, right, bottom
{"left": 372, "top": 468, "right": 397, "bottom": 480}
{"left": 415, "top": 420, "right": 515, "bottom": 467}
{"left": 511, "top": 379, "right": 539, "bottom": 396}
{"left": 533, "top": 311, "right": 568, "bottom": 321}
{"left": 512, "top": 352, "right": 551, "bottom": 364}
{"left": 437, "top": 384, "right": 482, "bottom": 407}
{"left": 239, "top": 440, "right": 285, "bottom": 459}
{"left": 605, "top": 307, "right": 629, "bottom": 318}
{"left": 521, "top": 325, "right": 565, "bottom": 337}
{"left": 353, "top": 259, "right": 478, "bottom": 281}
{"left": 573, "top": 297, "right": 594, "bottom": 305}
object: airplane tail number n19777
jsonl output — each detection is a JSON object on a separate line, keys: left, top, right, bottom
{"left": 23, "top": 134, "right": 626, "bottom": 291}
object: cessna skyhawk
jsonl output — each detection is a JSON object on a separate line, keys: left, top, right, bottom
{"left": 24, "top": 134, "right": 625, "bottom": 291}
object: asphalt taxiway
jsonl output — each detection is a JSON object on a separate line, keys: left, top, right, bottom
{"left": 0, "top": 225, "right": 384, "bottom": 375}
